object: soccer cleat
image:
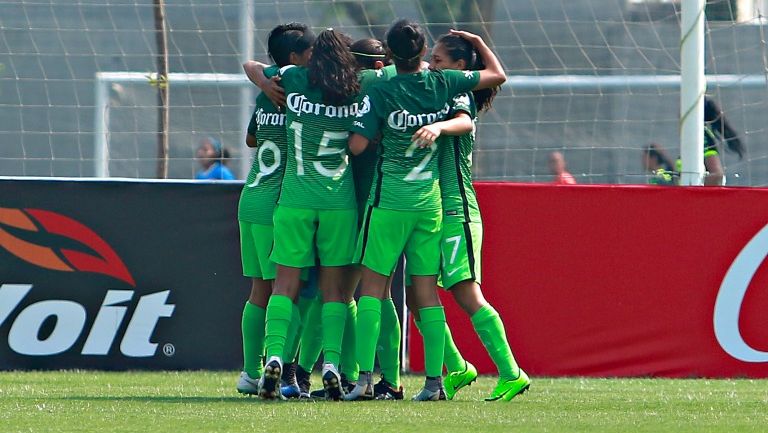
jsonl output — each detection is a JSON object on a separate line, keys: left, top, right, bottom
{"left": 236, "top": 371, "right": 260, "bottom": 395}
{"left": 373, "top": 377, "right": 404, "bottom": 400}
{"left": 444, "top": 361, "right": 478, "bottom": 400}
{"left": 295, "top": 365, "right": 312, "bottom": 399}
{"left": 344, "top": 371, "right": 375, "bottom": 401}
{"left": 340, "top": 373, "right": 357, "bottom": 394}
{"left": 411, "top": 386, "right": 446, "bottom": 401}
{"left": 485, "top": 369, "right": 531, "bottom": 402}
{"left": 321, "top": 363, "right": 345, "bottom": 401}
{"left": 309, "top": 388, "right": 326, "bottom": 399}
{"left": 280, "top": 362, "right": 301, "bottom": 399}
{"left": 258, "top": 356, "right": 284, "bottom": 400}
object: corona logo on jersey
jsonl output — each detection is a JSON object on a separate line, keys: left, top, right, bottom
{"left": 253, "top": 108, "right": 285, "bottom": 127}
{"left": 386, "top": 103, "right": 451, "bottom": 131}
{"left": 0, "top": 207, "right": 175, "bottom": 358}
{"left": 286, "top": 92, "right": 369, "bottom": 118}
{"left": 714, "top": 222, "right": 768, "bottom": 362}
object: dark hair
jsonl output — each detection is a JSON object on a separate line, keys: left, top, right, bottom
{"left": 645, "top": 143, "right": 674, "bottom": 171}
{"left": 436, "top": 34, "right": 498, "bottom": 112}
{"left": 704, "top": 97, "right": 744, "bottom": 159}
{"left": 267, "top": 22, "right": 315, "bottom": 68}
{"left": 350, "top": 38, "right": 391, "bottom": 70}
{"left": 308, "top": 29, "right": 360, "bottom": 105}
{"left": 386, "top": 19, "right": 425, "bottom": 71}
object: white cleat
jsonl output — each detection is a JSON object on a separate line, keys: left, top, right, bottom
{"left": 236, "top": 371, "right": 259, "bottom": 395}
{"left": 411, "top": 386, "right": 446, "bottom": 401}
{"left": 344, "top": 371, "right": 374, "bottom": 401}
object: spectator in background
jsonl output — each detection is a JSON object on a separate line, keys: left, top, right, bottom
{"left": 699, "top": 97, "right": 745, "bottom": 186}
{"left": 195, "top": 136, "right": 235, "bottom": 180}
{"left": 643, "top": 142, "right": 676, "bottom": 186}
{"left": 548, "top": 151, "right": 576, "bottom": 184}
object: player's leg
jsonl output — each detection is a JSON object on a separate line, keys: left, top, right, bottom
{"left": 339, "top": 266, "right": 359, "bottom": 392}
{"left": 404, "top": 208, "right": 446, "bottom": 401}
{"left": 346, "top": 207, "right": 410, "bottom": 401}
{"left": 374, "top": 275, "right": 403, "bottom": 399}
{"left": 237, "top": 221, "right": 275, "bottom": 395}
{"left": 261, "top": 206, "right": 316, "bottom": 399}
{"left": 293, "top": 269, "right": 321, "bottom": 398}
{"left": 444, "top": 221, "right": 529, "bottom": 401}
{"left": 316, "top": 208, "right": 358, "bottom": 400}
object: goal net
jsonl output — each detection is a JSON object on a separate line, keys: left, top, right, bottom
{"left": 1, "top": 0, "right": 767, "bottom": 185}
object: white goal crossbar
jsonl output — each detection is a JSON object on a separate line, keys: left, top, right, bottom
{"left": 94, "top": 72, "right": 767, "bottom": 178}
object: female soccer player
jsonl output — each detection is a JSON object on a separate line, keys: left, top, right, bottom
{"left": 346, "top": 19, "right": 506, "bottom": 401}
{"left": 236, "top": 22, "right": 314, "bottom": 395}
{"left": 243, "top": 29, "right": 362, "bottom": 401}
{"left": 411, "top": 32, "right": 530, "bottom": 401}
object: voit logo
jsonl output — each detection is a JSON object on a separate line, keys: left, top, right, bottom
{"left": 0, "top": 207, "right": 175, "bottom": 358}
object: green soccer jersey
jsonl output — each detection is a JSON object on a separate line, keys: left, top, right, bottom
{"left": 351, "top": 69, "right": 481, "bottom": 211}
{"left": 238, "top": 66, "right": 285, "bottom": 224}
{"left": 278, "top": 65, "right": 363, "bottom": 210}
{"left": 438, "top": 93, "right": 481, "bottom": 223}
{"left": 352, "top": 65, "right": 398, "bottom": 212}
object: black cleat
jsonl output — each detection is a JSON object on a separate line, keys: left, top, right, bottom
{"left": 295, "top": 365, "right": 312, "bottom": 399}
{"left": 374, "top": 377, "right": 404, "bottom": 400}
{"left": 340, "top": 373, "right": 357, "bottom": 394}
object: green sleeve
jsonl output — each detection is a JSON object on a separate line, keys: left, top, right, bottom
{"left": 443, "top": 69, "right": 481, "bottom": 96}
{"left": 450, "top": 93, "right": 473, "bottom": 117}
{"left": 350, "top": 92, "right": 380, "bottom": 141}
{"left": 264, "top": 65, "right": 280, "bottom": 79}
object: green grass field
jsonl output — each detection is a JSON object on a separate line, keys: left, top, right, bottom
{"left": 1, "top": 371, "right": 767, "bottom": 433}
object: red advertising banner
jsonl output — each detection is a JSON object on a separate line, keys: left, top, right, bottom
{"left": 408, "top": 183, "right": 768, "bottom": 377}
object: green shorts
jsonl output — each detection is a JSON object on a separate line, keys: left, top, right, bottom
{"left": 239, "top": 221, "right": 277, "bottom": 280}
{"left": 271, "top": 205, "right": 357, "bottom": 268}
{"left": 439, "top": 220, "right": 482, "bottom": 289}
{"left": 356, "top": 206, "right": 442, "bottom": 277}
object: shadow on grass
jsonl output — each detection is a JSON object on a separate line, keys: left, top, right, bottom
{"left": 51, "top": 396, "right": 322, "bottom": 404}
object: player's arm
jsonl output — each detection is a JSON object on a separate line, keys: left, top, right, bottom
{"left": 449, "top": 29, "right": 506, "bottom": 89}
{"left": 246, "top": 133, "right": 257, "bottom": 148}
{"left": 245, "top": 111, "right": 258, "bottom": 148}
{"left": 348, "top": 133, "right": 370, "bottom": 156}
{"left": 411, "top": 112, "right": 473, "bottom": 148}
{"left": 242, "top": 60, "right": 286, "bottom": 107}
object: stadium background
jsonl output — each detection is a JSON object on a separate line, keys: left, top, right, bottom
{"left": 1, "top": 0, "right": 766, "bottom": 184}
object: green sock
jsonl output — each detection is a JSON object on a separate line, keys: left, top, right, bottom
{"left": 340, "top": 301, "right": 359, "bottom": 381}
{"left": 376, "top": 298, "right": 401, "bottom": 387}
{"left": 321, "top": 302, "right": 347, "bottom": 367}
{"left": 443, "top": 323, "right": 466, "bottom": 374}
{"left": 282, "top": 302, "right": 302, "bottom": 362}
{"left": 419, "top": 306, "right": 446, "bottom": 378}
{"left": 297, "top": 295, "right": 323, "bottom": 372}
{"left": 241, "top": 301, "right": 266, "bottom": 378}
{"left": 356, "top": 296, "right": 382, "bottom": 372}
{"left": 471, "top": 304, "right": 520, "bottom": 380}
{"left": 264, "top": 295, "right": 294, "bottom": 360}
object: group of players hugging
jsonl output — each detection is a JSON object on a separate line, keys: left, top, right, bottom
{"left": 236, "top": 17, "right": 530, "bottom": 402}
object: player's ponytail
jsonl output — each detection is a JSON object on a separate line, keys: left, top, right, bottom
{"left": 308, "top": 29, "right": 360, "bottom": 105}
{"left": 437, "top": 33, "right": 498, "bottom": 112}
{"left": 386, "top": 19, "right": 425, "bottom": 72}
{"left": 704, "top": 96, "right": 744, "bottom": 159}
